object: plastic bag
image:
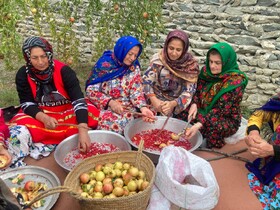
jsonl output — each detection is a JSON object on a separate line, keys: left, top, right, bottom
{"left": 149, "top": 146, "right": 219, "bottom": 210}
{"left": 224, "top": 117, "right": 248, "bottom": 144}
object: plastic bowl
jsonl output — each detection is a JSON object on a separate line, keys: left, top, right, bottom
{"left": 54, "top": 130, "right": 131, "bottom": 171}
{"left": 124, "top": 116, "right": 203, "bottom": 164}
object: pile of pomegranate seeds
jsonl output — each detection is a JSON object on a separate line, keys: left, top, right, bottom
{"left": 132, "top": 129, "right": 192, "bottom": 152}
{"left": 63, "top": 142, "right": 120, "bottom": 169}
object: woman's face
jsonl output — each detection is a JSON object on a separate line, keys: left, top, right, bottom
{"left": 30, "top": 47, "right": 49, "bottom": 71}
{"left": 167, "top": 38, "right": 184, "bottom": 61}
{"left": 123, "top": 46, "right": 140, "bottom": 66}
{"left": 209, "top": 53, "right": 222, "bottom": 74}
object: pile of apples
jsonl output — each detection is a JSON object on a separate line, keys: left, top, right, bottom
{"left": 78, "top": 161, "right": 150, "bottom": 199}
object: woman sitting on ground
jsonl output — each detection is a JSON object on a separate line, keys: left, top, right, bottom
{"left": 10, "top": 36, "right": 99, "bottom": 155}
{"left": 178, "top": 42, "right": 248, "bottom": 148}
{"left": 142, "top": 29, "right": 199, "bottom": 117}
{"left": 85, "top": 36, "right": 155, "bottom": 134}
{"left": 245, "top": 93, "right": 280, "bottom": 209}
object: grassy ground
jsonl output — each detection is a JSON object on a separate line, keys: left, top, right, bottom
{"left": 0, "top": 59, "right": 91, "bottom": 108}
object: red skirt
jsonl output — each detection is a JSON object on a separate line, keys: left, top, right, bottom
{"left": 9, "top": 103, "right": 99, "bottom": 144}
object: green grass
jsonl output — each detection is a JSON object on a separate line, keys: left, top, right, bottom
{"left": 0, "top": 60, "right": 92, "bottom": 108}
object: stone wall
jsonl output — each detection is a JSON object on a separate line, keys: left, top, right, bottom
{"left": 17, "top": 0, "right": 280, "bottom": 109}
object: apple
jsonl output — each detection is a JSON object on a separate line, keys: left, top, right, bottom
{"left": 31, "top": 8, "right": 37, "bottom": 14}
{"left": 94, "top": 184, "right": 103, "bottom": 193}
{"left": 128, "top": 167, "right": 139, "bottom": 177}
{"left": 123, "top": 163, "right": 130, "bottom": 170}
{"left": 102, "top": 177, "right": 112, "bottom": 185}
{"left": 140, "top": 180, "right": 149, "bottom": 191}
{"left": 94, "top": 164, "right": 103, "bottom": 172}
{"left": 80, "top": 173, "right": 90, "bottom": 184}
{"left": 138, "top": 170, "right": 145, "bottom": 179}
{"left": 95, "top": 171, "right": 105, "bottom": 182}
{"left": 93, "top": 192, "right": 103, "bottom": 199}
{"left": 127, "top": 180, "right": 137, "bottom": 192}
{"left": 114, "top": 161, "right": 123, "bottom": 170}
{"left": 113, "top": 178, "right": 124, "bottom": 188}
{"left": 0, "top": 155, "right": 8, "bottom": 168}
{"left": 114, "top": 169, "right": 122, "bottom": 177}
{"left": 143, "top": 12, "right": 149, "bottom": 19}
{"left": 123, "top": 173, "right": 133, "bottom": 185}
{"left": 112, "top": 187, "right": 124, "bottom": 197}
{"left": 103, "top": 183, "right": 113, "bottom": 194}
{"left": 171, "top": 133, "right": 180, "bottom": 140}
{"left": 123, "top": 186, "right": 129, "bottom": 196}
{"left": 24, "top": 181, "right": 35, "bottom": 191}
{"left": 69, "top": 17, "right": 75, "bottom": 23}
{"left": 103, "top": 166, "right": 112, "bottom": 175}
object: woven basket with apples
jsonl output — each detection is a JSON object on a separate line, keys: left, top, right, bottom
{"left": 27, "top": 140, "right": 155, "bottom": 210}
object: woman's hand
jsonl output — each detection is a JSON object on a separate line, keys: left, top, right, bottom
{"left": 77, "top": 123, "right": 91, "bottom": 153}
{"left": 0, "top": 145, "right": 12, "bottom": 169}
{"left": 188, "top": 104, "right": 197, "bottom": 120}
{"left": 245, "top": 135, "right": 274, "bottom": 158}
{"left": 149, "top": 96, "right": 164, "bottom": 113}
{"left": 109, "top": 99, "right": 124, "bottom": 115}
{"left": 185, "top": 122, "right": 202, "bottom": 140}
{"left": 36, "top": 112, "right": 58, "bottom": 129}
{"left": 140, "top": 107, "right": 156, "bottom": 123}
{"left": 161, "top": 101, "right": 177, "bottom": 116}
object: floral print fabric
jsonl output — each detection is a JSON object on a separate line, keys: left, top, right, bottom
{"left": 143, "top": 63, "right": 196, "bottom": 115}
{"left": 176, "top": 79, "right": 244, "bottom": 148}
{"left": 86, "top": 65, "right": 147, "bottom": 134}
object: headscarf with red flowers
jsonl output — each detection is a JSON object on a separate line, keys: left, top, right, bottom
{"left": 198, "top": 42, "right": 248, "bottom": 115}
{"left": 85, "top": 36, "right": 142, "bottom": 88}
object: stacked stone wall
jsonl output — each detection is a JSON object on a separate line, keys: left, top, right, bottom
{"left": 17, "top": 0, "right": 280, "bottom": 109}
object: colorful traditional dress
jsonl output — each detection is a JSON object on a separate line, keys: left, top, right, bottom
{"left": 143, "top": 30, "right": 199, "bottom": 115}
{"left": 10, "top": 37, "right": 99, "bottom": 144}
{"left": 176, "top": 42, "right": 248, "bottom": 148}
{"left": 86, "top": 36, "right": 148, "bottom": 134}
{"left": 246, "top": 97, "right": 280, "bottom": 209}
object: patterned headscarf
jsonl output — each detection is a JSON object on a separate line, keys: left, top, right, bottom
{"left": 85, "top": 36, "right": 142, "bottom": 88}
{"left": 22, "top": 36, "right": 55, "bottom": 101}
{"left": 158, "top": 29, "right": 199, "bottom": 82}
{"left": 198, "top": 42, "right": 248, "bottom": 115}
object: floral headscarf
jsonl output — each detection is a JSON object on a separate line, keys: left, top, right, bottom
{"left": 156, "top": 29, "right": 199, "bottom": 82}
{"left": 22, "top": 36, "right": 55, "bottom": 101}
{"left": 85, "top": 36, "right": 142, "bottom": 88}
{"left": 199, "top": 42, "right": 248, "bottom": 115}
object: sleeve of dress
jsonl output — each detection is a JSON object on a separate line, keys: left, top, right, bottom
{"left": 15, "top": 66, "right": 41, "bottom": 118}
{"left": 129, "top": 67, "right": 147, "bottom": 109}
{"left": 246, "top": 110, "right": 266, "bottom": 134}
{"left": 174, "top": 81, "right": 197, "bottom": 114}
{"left": 197, "top": 86, "right": 244, "bottom": 131}
{"left": 142, "top": 63, "right": 160, "bottom": 98}
{"left": 86, "top": 83, "right": 111, "bottom": 109}
{"left": 61, "top": 66, "right": 88, "bottom": 124}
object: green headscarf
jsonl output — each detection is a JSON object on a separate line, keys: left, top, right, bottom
{"left": 198, "top": 42, "right": 248, "bottom": 115}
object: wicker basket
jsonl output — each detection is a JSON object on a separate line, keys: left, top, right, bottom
{"left": 28, "top": 141, "right": 155, "bottom": 210}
